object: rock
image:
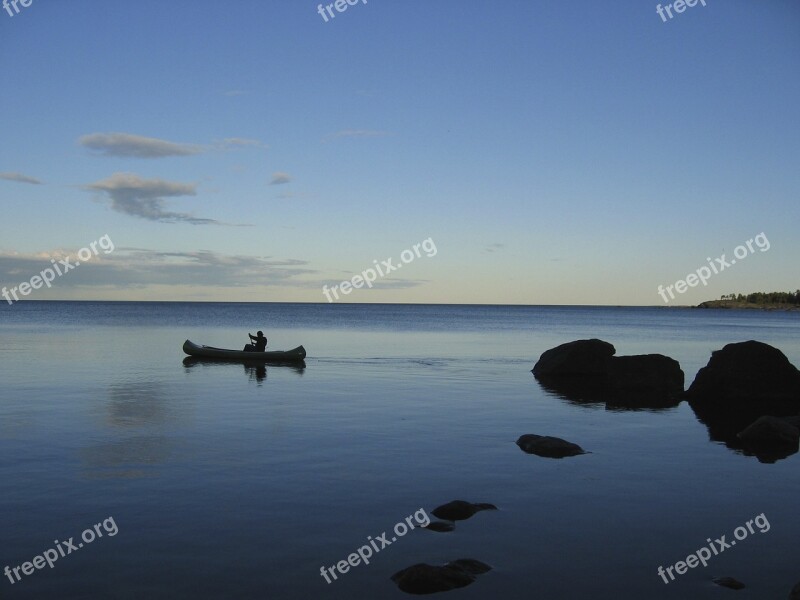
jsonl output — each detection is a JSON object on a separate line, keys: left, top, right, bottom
{"left": 391, "top": 559, "right": 491, "bottom": 594}
{"left": 532, "top": 339, "right": 616, "bottom": 377}
{"left": 738, "top": 416, "right": 800, "bottom": 448}
{"left": 606, "top": 354, "right": 684, "bottom": 398}
{"left": 447, "top": 559, "right": 492, "bottom": 575}
{"left": 422, "top": 520, "right": 456, "bottom": 532}
{"left": 687, "top": 341, "right": 800, "bottom": 462}
{"left": 431, "top": 500, "right": 497, "bottom": 522}
{"left": 712, "top": 576, "right": 745, "bottom": 590}
{"left": 789, "top": 580, "right": 800, "bottom": 599}
{"left": 516, "top": 434, "right": 586, "bottom": 458}
{"left": 691, "top": 403, "right": 799, "bottom": 464}
{"left": 737, "top": 416, "right": 800, "bottom": 462}
{"left": 782, "top": 415, "right": 800, "bottom": 429}
{"left": 686, "top": 341, "right": 800, "bottom": 404}
{"left": 533, "top": 340, "right": 684, "bottom": 409}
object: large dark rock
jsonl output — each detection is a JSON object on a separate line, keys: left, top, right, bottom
{"left": 687, "top": 341, "right": 800, "bottom": 462}
{"left": 606, "top": 355, "right": 684, "bottom": 397}
{"left": 391, "top": 559, "right": 492, "bottom": 595}
{"left": 532, "top": 339, "right": 615, "bottom": 377}
{"left": 516, "top": 434, "right": 586, "bottom": 458}
{"left": 533, "top": 340, "right": 684, "bottom": 409}
{"left": 431, "top": 500, "right": 497, "bottom": 522}
{"left": 686, "top": 341, "right": 800, "bottom": 404}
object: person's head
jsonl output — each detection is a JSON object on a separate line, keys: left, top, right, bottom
{"left": 257, "top": 331, "right": 264, "bottom": 338}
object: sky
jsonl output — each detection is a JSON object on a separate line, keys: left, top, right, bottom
{"left": 1, "top": 0, "right": 798, "bottom": 305}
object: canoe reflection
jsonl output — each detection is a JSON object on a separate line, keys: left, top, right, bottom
{"left": 182, "top": 356, "right": 306, "bottom": 383}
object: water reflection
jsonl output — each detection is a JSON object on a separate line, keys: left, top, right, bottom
{"left": 536, "top": 376, "right": 680, "bottom": 411}
{"left": 106, "top": 381, "right": 174, "bottom": 428}
{"left": 537, "top": 376, "right": 798, "bottom": 462}
{"left": 80, "top": 381, "right": 179, "bottom": 479}
{"left": 182, "top": 356, "right": 306, "bottom": 384}
{"left": 689, "top": 400, "right": 799, "bottom": 464}
{"left": 79, "top": 435, "right": 173, "bottom": 479}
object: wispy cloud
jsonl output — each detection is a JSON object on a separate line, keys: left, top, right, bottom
{"left": 219, "top": 137, "right": 264, "bottom": 149}
{"left": 0, "top": 247, "right": 313, "bottom": 291}
{"left": 224, "top": 90, "right": 247, "bottom": 97}
{"left": 79, "top": 132, "right": 205, "bottom": 158}
{"left": 321, "top": 129, "right": 390, "bottom": 143}
{"left": 270, "top": 172, "right": 292, "bottom": 185}
{"left": 309, "top": 277, "right": 429, "bottom": 291}
{"left": 484, "top": 243, "right": 505, "bottom": 253}
{"left": 214, "top": 138, "right": 267, "bottom": 153}
{"left": 85, "top": 172, "right": 222, "bottom": 225}
{"left": 0, "top": 172, "right": 42, "bottom": 185}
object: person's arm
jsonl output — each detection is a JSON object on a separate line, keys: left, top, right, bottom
{"left": 248, "top": 333, "right": 257, "bottom": 341}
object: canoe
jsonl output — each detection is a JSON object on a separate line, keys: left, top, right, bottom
{"left": 182, "top": 339, "right": 307, "bottom": 362}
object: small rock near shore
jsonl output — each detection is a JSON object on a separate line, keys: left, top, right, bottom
{"left": 712, "top": 576, "right": 746, "bottom": 590}
{"left": 391, "top": 559, "right": 492, "bottom": 595}
{"left": 431, "top": 500, "right": 497, "bottom": 522}
{"left": 516, "top": 434, "right": 586, "bottom": 458}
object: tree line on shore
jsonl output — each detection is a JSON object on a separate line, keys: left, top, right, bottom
{"left": 718, "top": 291, "right": 800, "bottom": 305}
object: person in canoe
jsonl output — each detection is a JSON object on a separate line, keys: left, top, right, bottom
{"left": 244, "top": 331, "right": 267, "bottom": 352}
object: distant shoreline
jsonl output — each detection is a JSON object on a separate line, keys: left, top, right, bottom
{"left": 695, "top": 300, "right": 800, "bottom": 312}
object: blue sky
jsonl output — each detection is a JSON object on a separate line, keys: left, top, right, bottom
{"left": 1, "top": 0, "right": 798, "bottom": 304}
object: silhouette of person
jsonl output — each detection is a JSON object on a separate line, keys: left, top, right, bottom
{"left": 244, "top": 331, "right": 267, "bottom": 352}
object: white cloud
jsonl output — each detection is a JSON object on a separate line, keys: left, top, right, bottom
{"left": 79, "top": 132, "right": 204, "bottom": 158}
{"left": 0, "top": 172, "right": 42, "bottom": 184}
{"left": 270, "top": 172, "right": 292, "bottom": 185}
{"left": 321, "top": 129, "right": 390, "bottom": 143}
{"left": 85, "top": 172, "right": 222, "bottom": 225}
{"left": 0, "top": 247, "right": 313, "bottom": 291}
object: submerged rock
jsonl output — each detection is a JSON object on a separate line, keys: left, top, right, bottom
{"left": 447, "top": 559, "right": 492, "bottom": 575}
{"left": 391, "top": 559, "right": 492, "bottom": 594}
{"left": 738, "top": 415, "right": 800, "bottom": 448}
{"left": 691, "top": 403, "right": 800, "bottom": 464}
{"left": 422, "top": 520, "right": 456, "bottom": 533}
{"left": 686, "top": 340, "right": 800, "bottom": 404}
{"left": 516, "top": 434, "right": 586, "bottom": 458}
{"left": 431, "top": 500, "right": 497, "bottom": 522}
{"left": 712, "top": 576, "right": 746, "bottom": 590}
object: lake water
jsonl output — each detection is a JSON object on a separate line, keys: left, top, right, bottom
{"left": 1, "top": 302, "right": 799, "bottom": 599}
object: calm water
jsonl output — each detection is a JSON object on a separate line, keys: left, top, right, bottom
{"left": 1, "top": 302, "right": 799, "bottom": 599}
